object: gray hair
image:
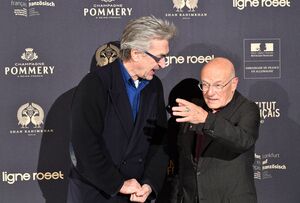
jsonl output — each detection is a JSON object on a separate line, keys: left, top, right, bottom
{"left": 120, "top": 16, "right": 176, "bottom": 60}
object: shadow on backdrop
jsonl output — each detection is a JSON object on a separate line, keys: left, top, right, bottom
{"left": 37, "top": 41, "right": 120, "bottom": 203}
{"left": 248, "top": 81, "right": 300, "bottom": 203}
{"left": 156, "top": 78, "right": 203, "bottom": 203}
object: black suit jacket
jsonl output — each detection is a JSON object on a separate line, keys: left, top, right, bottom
{"left": 178, "top": 91, "right": 260, "bottom": 203}
{"left": 68, "top": 59, "right": 168, "bottom": 202}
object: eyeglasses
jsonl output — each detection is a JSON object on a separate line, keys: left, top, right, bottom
{"left": 143, "top": 51, "right": 167, "bottom": 63}
{"left": 198, "top": 77, "right": 236, "bottom": 92}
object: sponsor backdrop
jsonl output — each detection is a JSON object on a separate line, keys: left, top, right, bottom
{"left": 0, "top": 0, "right": 299, "bottom": 202}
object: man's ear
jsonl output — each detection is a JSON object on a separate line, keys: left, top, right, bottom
{"left": 232, "top": 77, "right": 239, "bottom": 91}
{"left": 131, "top": 49, "right": 141, "bottom": 62}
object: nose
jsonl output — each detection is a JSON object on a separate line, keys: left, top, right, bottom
{"left": 205, "top": 85, "right": 215, "bottom": 96}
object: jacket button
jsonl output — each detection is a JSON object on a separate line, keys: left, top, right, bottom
{"left": 122, "top": 161, "right": 127, "bottom": 165}
{"left": 197, "top": 171, "right": 201, "bottom": 176}
{"left": 138, "top": 158, "right": 143, "bottom": 163}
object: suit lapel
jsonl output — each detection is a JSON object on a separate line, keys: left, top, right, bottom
{"left": 109, "top": 63, "right": 134, "bottom": 138}
{"left": 200, "top": 134, "right": 212, "bottom": 155}
{"left": 135, "top": 85, "right": 154, "bottom": 130}
{"left": 124, "top": 85, "right": 156, "bottom": 157}
{"left": 200, "top": 92, "right": 245, "bottom": 155}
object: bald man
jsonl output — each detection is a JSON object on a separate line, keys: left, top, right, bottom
{"left": 172, "top": 57, "right": 260, "bottom": 203}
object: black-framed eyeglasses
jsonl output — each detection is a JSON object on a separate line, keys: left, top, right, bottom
{"left": 198, "top": 77, "right": 236, "bottom": 92}
{"left": 143, "top": 51, "right": 167, "bottom": 63}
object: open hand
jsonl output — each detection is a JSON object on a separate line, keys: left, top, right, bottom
{"left": 172, "top": 98, "right": 208, "bottom": 124}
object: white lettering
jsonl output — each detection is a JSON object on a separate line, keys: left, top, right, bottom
{"left": 83, "top": 8, "right": 89, "bottom": 16}
{"left": 165, "top": 56, "right": 185, "bottom": 67}
{"left": 233, "top": 0, "right": 291, "bottom": 10}
{"left": 262, "top": 164, "right": 286, "bottom": 170}
{"left": 83, "top": 7, "right": 132, "bottom": 17}
{"left": 28, "top": 1, "right": 55, "bottom": 7}
{"left": 262, "top": 159, "right": 268, "bottom": 164}
{"left": 2, "top": 172, "right": 31, "bottom": 184}
{"left": 255, "top": 153, "right": 261, "bottom": 159}
{"left": 186, "top": 55, "right": 214, "bottom": 64}
{"left": 4, "top": 66, "right": 55, "bottom": 76}
{"left": 165, "top": 55, "right": 214, "bottom": 67}
{"left": 255, "top": 101, "right": 280, "bottom": 120}
{"left": 1, "top": 171, "right": 64, "bottom": 184}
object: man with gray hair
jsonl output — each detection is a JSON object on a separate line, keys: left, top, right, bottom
{"left": 67, "top": 16, "right": 176, "bottom": 203}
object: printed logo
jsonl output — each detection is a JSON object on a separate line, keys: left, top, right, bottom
{"left": 244, "top": 39, "right": 281, "bottom": 79}
{"left": 250, "top": 42, "right": 274, "bottom": 58}
{"left": 250, "top": 43, "right": 274, "bottom": 53}
{"left": 17, "top": 102, "right": 44, "bottom": 128}
{"left": 255, "top": 101, "right": 280, "bottom": 124}
{"left": 253, "top": 153, "right": 287, "bottom": 180}
{"left": 1, "top": 171, "right": 64, "bottom": 184}
{"left": 166, "top": 0, "right": 207, "bottom": 20}
{"left": 11, "top": 0, "right": 56, "bottom": 17}
{"left": 21, "top": 48, "right": 38, "bottom": 61}
{"left": 83, "top": 0, "right": 133, "bottom": 20}
{"left": 173, "top": 0, "right": 198, "bottom": 12}
{"left": 10, "top": 102, "right": 54, "bottom": 136}
{"left": 233, "top": 0, "right": 291, "bottom": 10}
{"left": 95, "top": 42, "right": 119, "bottom": 67}
{"left": 3, "top": 48, "right": 55, "bottom": 78}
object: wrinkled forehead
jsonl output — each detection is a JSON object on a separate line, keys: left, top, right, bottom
{"left": 200, "top": 59, "right": 234, "bottom": 82}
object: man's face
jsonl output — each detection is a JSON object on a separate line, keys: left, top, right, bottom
{"left": 200, "top": 63, "right": 238, "bottom": 112}
{"left": 135, "top": 39, "right": 169, "bottom": 80}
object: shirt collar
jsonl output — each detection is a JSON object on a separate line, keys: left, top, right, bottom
{"left": 118, "top": 60, "right": 149, "bottom": 88}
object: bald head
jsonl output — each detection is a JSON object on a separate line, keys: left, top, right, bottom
{"left": 201, "top": 57, "right": 235, "bottom": 80}
{"left": 200, "top": 57, "right": 238, "bottom": 112}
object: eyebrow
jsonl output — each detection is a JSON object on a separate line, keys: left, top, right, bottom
{"left": 157, "top": 51, "right": 169, "bottom": 56}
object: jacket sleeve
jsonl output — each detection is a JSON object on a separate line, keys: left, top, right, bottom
{"left": 199, "top": 101, "right": 260, "bottom": 153}
{"left": 141, "top": 78, "right": 169, "bottom": 198}
{"left": 71, "top": 73, "right": 124, "bottom": 196}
